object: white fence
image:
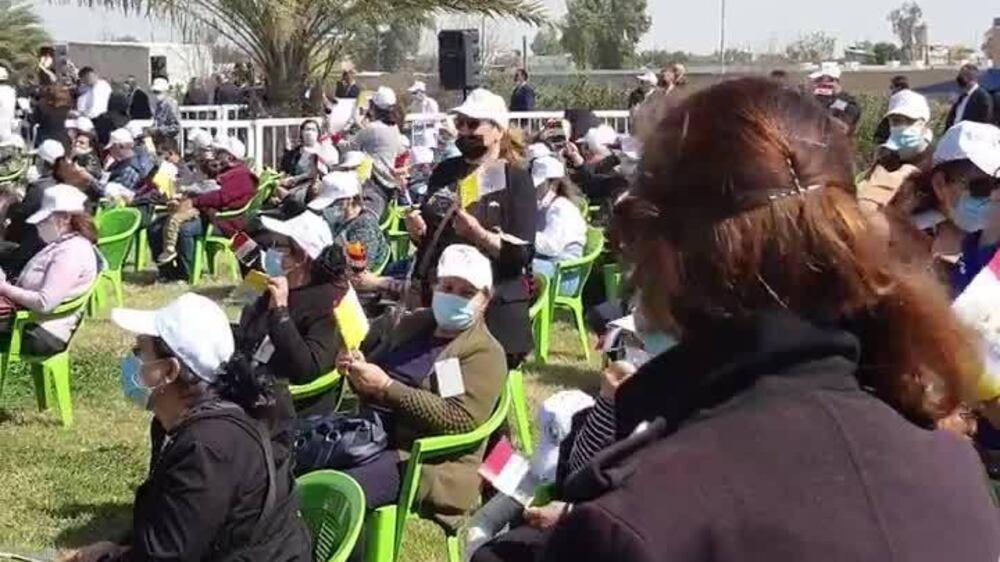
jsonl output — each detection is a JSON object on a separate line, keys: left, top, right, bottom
{"left": 178, "top": 104, "right": 245, "bottom": 122}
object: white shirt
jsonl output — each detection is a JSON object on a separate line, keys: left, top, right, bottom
{"left": 0, "top": 84, "right": 15, "bottom": 127}
{"left": 535, "top": 194, "right": 587, "bottom": 261}
{"left": 76, "top": 79, "right": 112, "bottom": 118}
{"left": 409, "top": 95, "right": 440, "bottom": 115}
{"left": 955, "top": 83, "right": 980, "bottom": 124}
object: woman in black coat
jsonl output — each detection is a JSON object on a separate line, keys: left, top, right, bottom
{"left": 536, "top": 78, "right": 1000, "bottom": 561}
{"left": 30, "top": 85, "right": 72, "bottom": 148}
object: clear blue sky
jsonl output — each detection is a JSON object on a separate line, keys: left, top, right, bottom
{"left": 31, "top": 0, "right": 1000, "bottom": 55}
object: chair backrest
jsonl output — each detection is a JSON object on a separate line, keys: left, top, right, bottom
{"left": 247, "top": 176, "right": 278, "bottom": 216}
{"left": 296, "top": 470, "right": 366, "bottom": 562}
{"left": 528, "top": 273, "right": 549, "bottom": 321}
{"left": 414, "top": 382, "right": 512, "bottom": 460}
{"left": 553, "top": 227, "right": 606, "bottom": 299}
{"left": 379, "top": 201, "right": 398, "bottom": 232}
{"left": 96, "top": 207, "right": 142, "bottom": 272}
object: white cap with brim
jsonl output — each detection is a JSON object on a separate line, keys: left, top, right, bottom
{"left": 809, "top": 61, "right": 843, "bottom": 80}
{"left": 531, "top": 155, "right": 566, "bottom": 187}
{"left": 933, "top": 121, "right": 1000, "bottom": 177}
{"left": 637, "top": 71, "right": 658, "bottom": 84}
{"left": 188, "top": 128, "right": 213, "bottom": 151}
{"left": 260, "top": 211, "right": 333, "bottom": 259}
{"left": 0, "top": 66, "right": 8, "bottom": 82}
{"left": 338, "top": 151, "right": 366, "bottom": 170}
{"left": 884, "top": 90, "right": 931, "bottom": 121}
{"left": 309, "top": 171, "right": 361, "bottom": 211}
{"left": 112, "top": 293, "right": 235, "bottom": 384}
{"left": 408, "top": 81, "right": 427, "bottom": 93}
{"left": 33, "top": 139, "right": 66, "bottom": 164}
{"left": 151, "top": 77, "right": 170, "bottom": 93}
{"left": 450, "top": 88, "right": 509, "bottom": 130}
{"left": 105, "top": 128, "right": 134, "bottom": 150}
{"left": 27, "top": 184, "right": 87, "bottom": 224}
{"left": 581, "top": 124, "right": 618, "bottom": 148}
{"left": 436, "top": 244, "right": 493, "bottom": 291}
{"left": 371, "top": 86, "right": 398, "bottom": 109}
{"left": 125, "top": 121, "right": 145, "bottom": 139}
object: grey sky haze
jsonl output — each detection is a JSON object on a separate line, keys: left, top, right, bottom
{"left": 31, "top": 0, "right": 1000, "bottom": 56}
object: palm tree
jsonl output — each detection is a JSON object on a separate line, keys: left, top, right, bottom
{"left": 0, "top": 1, "right": 51, "bottom": 80}
{"left": 73, "top": 0, "right": 546, "bottom": 111}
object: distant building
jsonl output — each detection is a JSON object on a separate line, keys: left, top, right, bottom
{"left": 985, "top": 17, "right": 1000, "bottom": 67}
{"left": 844, "top": 47, "right": 875, "bottom": 64}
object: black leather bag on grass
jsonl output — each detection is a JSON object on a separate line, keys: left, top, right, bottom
{"left": 292, "top": 411, "right": 388, "bottom": 476}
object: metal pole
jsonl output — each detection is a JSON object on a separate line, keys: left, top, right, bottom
{"left": 719, "top": 0, "right": 727, "bottom": 74}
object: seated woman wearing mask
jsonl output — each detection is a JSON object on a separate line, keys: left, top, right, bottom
{"left": 237, "top": 211, "right": 345, "bottom": 417}
{"left": 336, "top": 244, "right": 506, "bottom": 522}
{"left": 0, "top": 185, "right": 97, "bottom": 355}
{"left": 539, "top": 78, "right": 999, "bottom": 561}
{"left": 61, "top": 293, "right": 310, "bottom": 561}
{"left": 308, "top": 171, "right": 389, "bottom": 270}
{"left": 276, "top": 119, "right": 339, "bottom": 204}
{"left": 530, "top": 155, "right": 587, "bottom": 292}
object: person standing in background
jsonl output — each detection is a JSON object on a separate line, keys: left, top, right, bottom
{"left": 407, "top": 81, "right": 440, "bottom": 115}
{"left": 810, "top": 62, "right": 861, "bottom": 135}
{"left": 334, "top": 70, "right": 361, "bottom": 99}
{"left": 75, "top": 67, "right": 112, "bottom": 120}
{"left": 36, "top": 46, "right": 58, "bottom": 88}
{"left": 31, "top": 86, "right": 72, "bottom": 148}
{"left": 149, "top": 77, "right": 181, "bottom": 141}
{"left": 124, "top": 75, "right": 152, "bottom": 120}
{"left": 945, "top": 64, "right": 994, "bottom": 129}
{"left": 627, "top": 71, "right": 658, "bottom": 109}
{"left": 510, "top": 68, "right": 536, "bottom": 112}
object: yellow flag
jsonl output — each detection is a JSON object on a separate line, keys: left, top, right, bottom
{"left": 458, "top": 171, "right": 480, "bottom": 208}
{"left": 334, "top": 285, "right": 370, "bottom": 351}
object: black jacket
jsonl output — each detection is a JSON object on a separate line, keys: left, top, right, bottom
{"left": 544, "top": 310, "right": 1000, "bottom": 562}
{"left": 126, "top": 401, "right": 310, "bottom": 561}
{"left": 946, "top": 85, "right": 995, "bottom": 129}
{"left": 510, "top": 84, "right": 536, "bottom": 112}
{"left": 417, "top": 157, "right": 537, "bottom": 356}
{"left": 238, "top": 282, "right": 344, "bottom": 416}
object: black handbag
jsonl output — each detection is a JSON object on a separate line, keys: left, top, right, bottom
{"left": 292, "top": 411, "right": 388, "bottom": 475}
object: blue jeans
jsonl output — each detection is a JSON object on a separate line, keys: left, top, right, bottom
{"left": 533, "top": 258, "right": 581, "bottom": 296}
{"left": 149, "top": 215, "right": 203, "bottom": 281}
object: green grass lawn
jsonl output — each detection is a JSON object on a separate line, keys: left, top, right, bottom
{"left": 0, "top": 274, "right": 600, "bottom": 561}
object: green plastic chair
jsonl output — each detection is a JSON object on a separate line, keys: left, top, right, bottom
{"left": 386, "top": 206, "right": 413, "bottom": 262}
{"left": 601, "top": 259, "right": 622, "bottom": 302}
{"left": 289, "top": 370, "right": 345, "bottom": 411}
{"left": 548, "top": 227, "right": 605, "bottom": 361}
{"left": 0, "top": 286, "right": 97, "bottom": 427}
{"left": 365, "top": 384, "right": 512, "bottom": 562}
{"left": 91, "top": 208, "right": 141, "bottom": 314}
{"left": 507, "top": 369, "right": 533, "bottom": 454}
{"left": 530, "top": 274, "right": 551, "bottom": 364}
{"left": 297, "top": 470, "right": 367, "bottom": 562}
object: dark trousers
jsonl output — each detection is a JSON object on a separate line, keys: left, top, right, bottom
{"left": 340, "top": 450, "right": 403, "bottom": 510}
{"left": 470, "top": 525, "right": 550, "bottom": 562}
{"left": 148, "top": 215, "right": 203, "bottom": 281}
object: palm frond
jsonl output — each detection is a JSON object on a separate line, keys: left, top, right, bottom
{"left": 0, "top": 1, "right": 52, "bottom": 78}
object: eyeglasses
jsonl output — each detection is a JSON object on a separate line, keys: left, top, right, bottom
{"left": 454, "top": 116, "right": 482, "bottom": 131}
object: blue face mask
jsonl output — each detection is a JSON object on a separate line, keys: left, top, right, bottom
{"left": 120, "top": 354, "right": 153, "bottom": 410}
{"left": 952, "top": 192, "right": 992, "bottom": 233}
{"left": 432, "top": 291, "right": 478, "bottom": 331}
{"left": 888, "top": 124, "right": 927, "bottom": 154}
{"left": 637, "top": 329, "right": 678, "bottom": 357}
{"left": 263, "top": 248, "right": 286, "bottom": 277}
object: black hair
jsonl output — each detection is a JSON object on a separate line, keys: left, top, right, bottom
{"left": 79, "top": 67, "right": 95, "bottom": 78}
{"left": 890, "top": 75, "right": 909, "bottom": 90}
{"left": 312, "top": 242, "right": 349, "bottom": 284}
{"left": 151, "top": 338, "right": 276, "bottom": 420}
{"left": 770, "top": 69, "right": 788, "bottom": 80}
{"left": 155, "top": 136, "right": 181, "bottom": 156}
{"left": 39, "top": 46, "right": 55, "bottom": 58}
{"left": 516, "top": 68, "right": 529, "bottom": 80}
{"left": 300, "top": 118, "right": 321, "bottom": 140}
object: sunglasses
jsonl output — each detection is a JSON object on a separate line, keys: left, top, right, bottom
{"left": 454, "top": 116, "right": 482, "bottom": 131}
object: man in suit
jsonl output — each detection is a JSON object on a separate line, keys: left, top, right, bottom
{"left": 945, "top": 64, "right": 994, "bottom": 129}
{"left": 509, "top": 68, "right": 536, "bottom": 112}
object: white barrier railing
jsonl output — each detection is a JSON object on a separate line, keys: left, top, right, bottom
{"left": 402, "top": 110, "right": 631, "bottom": 142}
{"left": 178, "top": 104, "right": 245, "bottom": 122}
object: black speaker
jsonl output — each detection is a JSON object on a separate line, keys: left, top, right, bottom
{"left": 438, "top": 29, "right": 481, "bottom": 91}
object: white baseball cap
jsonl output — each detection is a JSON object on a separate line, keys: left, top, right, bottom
{"left": 151, "top": 77, "right": 170, "bottom": 92}
{"left": 527, "top": 143, "right": 553, "bottom": 161}
{"left": 125, "top": 121, "right": 146, "bottom": 139}
{"left": 637, "top": 71, "right": 658, "bottom": 84}
{"left": 582, "top": 124, "right": 618, "bottom": 148}
{"left": 407, "top": 81, "right": 427, "bottom": 93}
{"left": 112, "top": 293, "right": 235, "bottom": 384}
{"left": 531, "top": 155, "right": 566, "bottom": 187}
{"left": 0, "top": 66, "right": 8, "bottom": 82}
{"left": 809, "top": 61, "right": 842, "bottom": 80}
{"left": 933, "top": 121, "right": 1000, "bottom": 177}
{"left": 338, "top": 151, "right": 366, "bottom": 170}
{"left": 371, "top": 86, "right": 398, "bottom": 109}
{"left": 436, "top": 244, "right": 493, "bottom": 291}
{"left": 188, "top": 128, "right": 213, "bottom": 151}
{"left": 260, "top": 211, "right": 333, "bottom": 259}
{"left": 74, "top": 116, "right": 95, "bottom": 134}
{"left": 308, "top": 171, "right": 361, "bottom": 211}
{"left": 450, "top": 88, "right": 509, "bottom": 130}
{"left": 213, "top": 135, "right": 247, "bottom": 160}
{"left": 34, "top": 139, "right": 66, "bottom": 164}
{"left": 411, "top": 146, "right": 435, "bottom": 166}
{"left": 884, "top": 90, "right": 930, "bottom": 121}
{"left": 27, "top": 184, "right": 88, "bottom": 224}
{"left": 105, "top": 128, "right": 135, "bottom": 149}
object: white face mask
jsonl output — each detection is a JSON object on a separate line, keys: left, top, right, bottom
{"left": 37, "top": 216, "right": 64, "bottom": 244}
{"left": 302, "top": 130, "right": 319, "bottom": 146}
{"left": 154, "top": 92, "right": 167, "bottom": 102}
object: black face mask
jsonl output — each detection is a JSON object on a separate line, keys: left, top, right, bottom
{"left": 456, "top": 135, "right": 489, "bottom": 160}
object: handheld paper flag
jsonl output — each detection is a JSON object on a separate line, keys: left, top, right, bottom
{"left": 479, "top": 437, "right": 536, "bottom": 506}
{"left": 334, "top": 285, "right": 370, "bottom": 350}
